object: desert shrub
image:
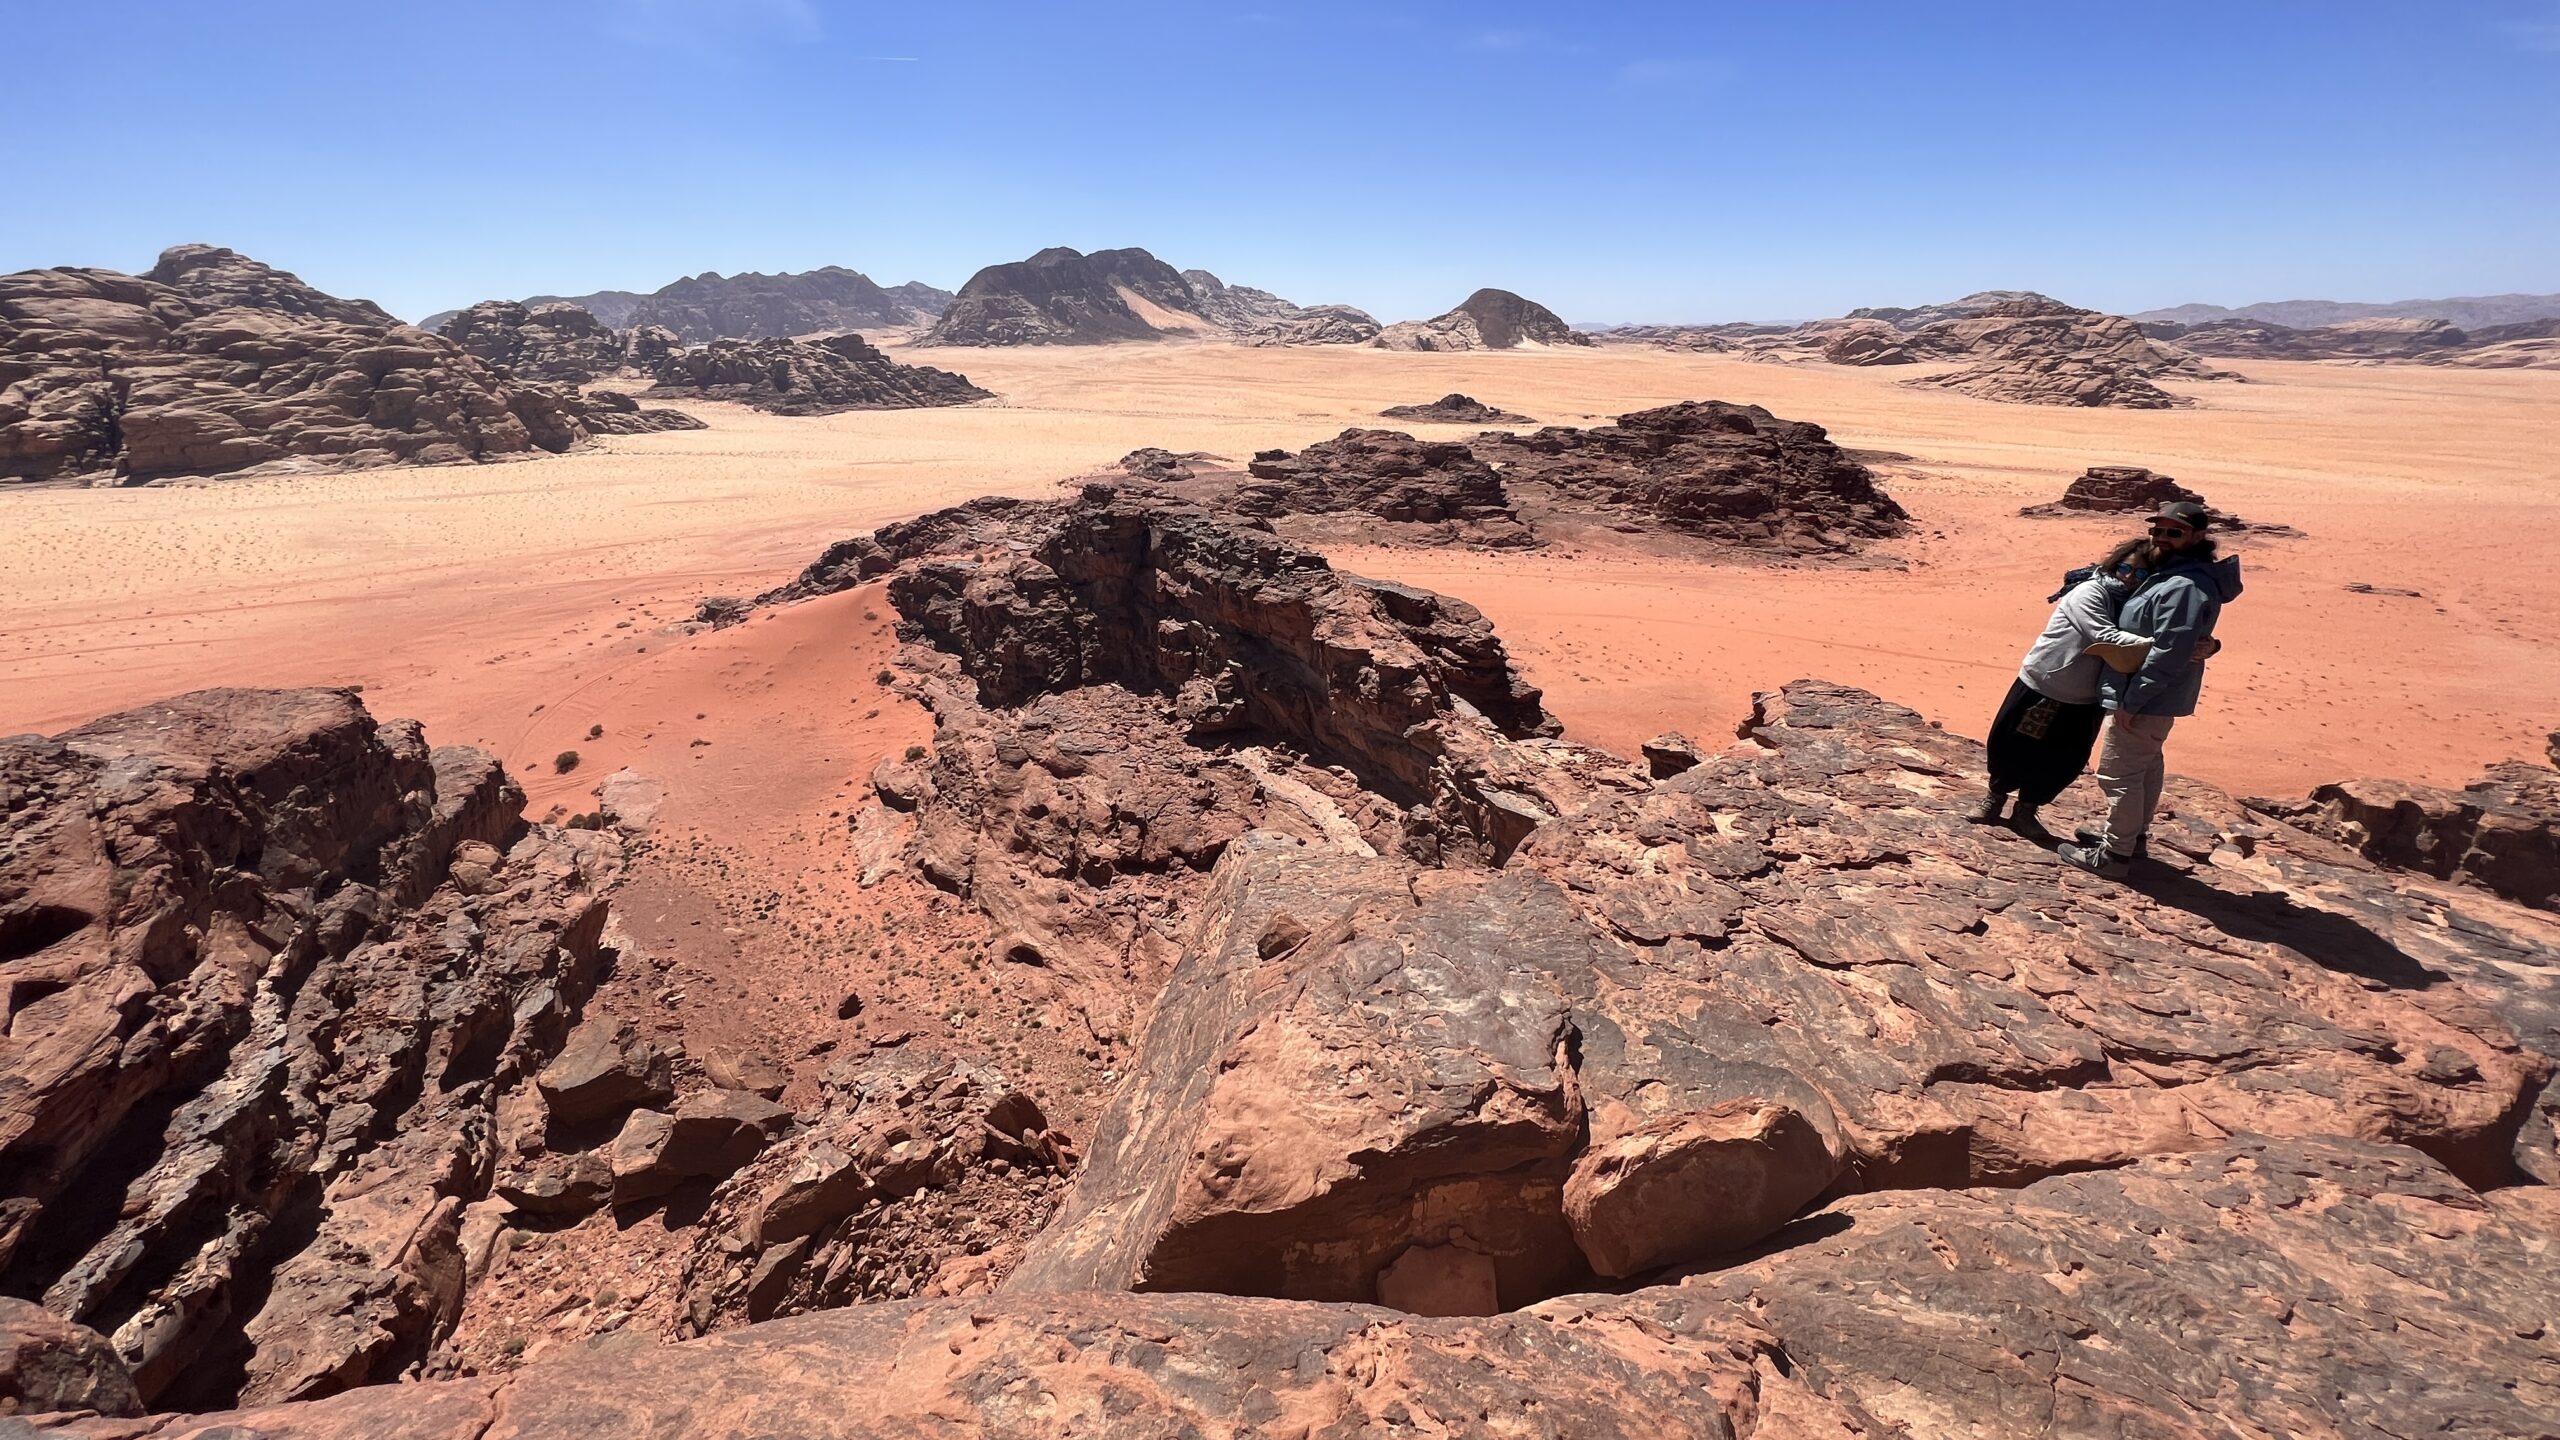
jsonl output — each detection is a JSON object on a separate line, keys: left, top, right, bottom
{"left": 904, "top": 744, "right": 927, "bottom": 762}
{"left": 586, "top": 724, "right": 604, "bottom": 740}
{"left": 553, "top": 750, "right": 581, "bottom": 773}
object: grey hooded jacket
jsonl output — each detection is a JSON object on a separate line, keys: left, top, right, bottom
{"left": 2102, "top": 553, "right": 2244, "bottom": 717}
{"left": 2018, "top": 572, "right": 2148, "bottom": 705}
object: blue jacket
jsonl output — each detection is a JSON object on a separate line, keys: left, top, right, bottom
{"left": 2102, "top": 553, "right": 2243, "bottom": 717}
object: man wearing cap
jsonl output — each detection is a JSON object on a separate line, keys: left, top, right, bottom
{"left": 2059, "top": 501, "right": 2244, "bottom": 878}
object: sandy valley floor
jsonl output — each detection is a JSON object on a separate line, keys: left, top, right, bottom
{"left": 4, "top": 343, "right": 2555, "bottom": 804}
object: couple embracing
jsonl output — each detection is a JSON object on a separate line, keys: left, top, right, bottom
{"left": 1973, "top": 501, "right": 2244, "bottom": 878}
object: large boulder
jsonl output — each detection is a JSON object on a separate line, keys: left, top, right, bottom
{"left": 2273, "top": 762, "right": 2560, "bottom": 912}
{"left": 535, "top": 1019, "right": 674, "bottom": 1130}
{"left": 0, "top": 1298, "right": 141, "bottom": 1418}
{"left": 2, "top": 249, "right": 596, "bottom": 483}
{"left": 0, "top": 688, "right": 618, "bottom": 1409}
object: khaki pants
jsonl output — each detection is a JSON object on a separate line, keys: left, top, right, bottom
{"left": 2096, "top": 711, "right": 2176, "bottom": 855}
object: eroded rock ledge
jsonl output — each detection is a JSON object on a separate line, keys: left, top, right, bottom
{"left": 0, "top": 689, "right": 619, "bottom": 1411}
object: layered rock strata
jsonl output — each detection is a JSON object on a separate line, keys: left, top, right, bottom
{"left": 0, "top": 688, "right": 619, "bottom": 1410}
{"left": 434, "top": 301, "right": 631, "bottom": 384}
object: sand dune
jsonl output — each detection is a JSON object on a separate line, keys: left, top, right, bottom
{"left": 4, "top": 346, "right": 2555, "bottom": 798}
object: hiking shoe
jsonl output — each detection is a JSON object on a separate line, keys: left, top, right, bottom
{"left": 2009, "top": 805, "right": 2054, "bottom": 843}
{"left": 1967, "top": 789, "right": 2009, "bottom": 824}
{"left": 2058, "top": 841, "right": 2132, "bottom": 878}
{"left": 2073, "top": 828, "right": 2147, "bottom": 860}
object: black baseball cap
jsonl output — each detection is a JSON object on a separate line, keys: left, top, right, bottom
{"left": 2152, "top": 501, "right": 2209, "bottom": 531}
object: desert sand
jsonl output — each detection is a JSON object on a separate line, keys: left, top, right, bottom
{"left": 5, "top": 343, "right": 2552, "bottom": 802}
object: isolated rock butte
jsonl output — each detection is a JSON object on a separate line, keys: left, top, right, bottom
{"left": 27, "top": 1139, "right": 2557, "bottom": 1437}
{"left": 1238, "top": 428, "right": 1534, "bottom": 546}
{"left": 1, "top": 249, "right": 601, "bottom": 483}
{"left": 1373, "top": 287, "right": 1593, "bottom": 351}
{"left": 917, "top": 246, "right": 1374, "bottom": 347}
{"left": 0, "top": 688, "right": 619, "bottom": 1410}
{"left": 1882, "top": 296, "right": 2230, "bottom": 409}
{"left": 1471, "top": 399, "right": 1909, "bottom": 551}
{"left": 642, "top": 332, "right": 990, "bottom": 414}
{"left": 1378, "top": 392, "right": 1533, "bottom": 424}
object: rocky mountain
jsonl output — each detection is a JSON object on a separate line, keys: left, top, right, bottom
{"left": 1, "top": 249, "right": 618, "bottom": 484}
{"left": 2134, "top": 292, "right": 2560, "bottom": 330}
{"left": 2143, "top": 314, "right": 2560, "bottom": 370}
{"left": 916, "top": 247, "right": 1378, "bottom": 347}
{"left": 642, "top": 333, "right": 990, "bottom": 414}
{"left": 424, "top": 268, "right": 954, "bottom": 341}
{"left": 6, "top": 476, "right": 2558, "bottom": 1430}
{"left": 436, "top": 300, "right": 634, "bottom": 384}
{"left": 1374, "top": 288, "right": 1592, "bottom": 351}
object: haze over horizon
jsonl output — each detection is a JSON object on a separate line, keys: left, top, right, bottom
{"left": 4, "top": 0, "right": 2556, "bottom": 325}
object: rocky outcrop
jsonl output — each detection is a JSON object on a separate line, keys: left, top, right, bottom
{"left": 0, "top": 688, "right": 619, "bottom": 1410}
{"left": 1378, "top": 393, "right": 1532, "bottom": 424}
{"left": 432, "top": 301, "right": 628, "bottom": 384}
{"left": 1006, "top": 682, "right": 2553, "bottom": 1307}
{"left": 917, "top": 247, "right": 1369, "bottom": 347}
{"left": 2147, "top": 314, "right": 2560, "bottom": 370}
{"left": 58, "top": 1137, "right": 2556, "bottom": 1438}
{"left": 2, "top": 250, "right": 598, "bottom": 483}
{"left": 1471, "top": 400, "right": 1908, "bottom": 551}
{"left": 620, "top": 267, "right": 950, "bottom": 342}
{"left": 425, "top": 269, "right": 954, "bottom": 341}
{"left": 642, "top": 333, "right": 990, "bottom": 414}
{"left": 1373, "top": 288, "right": 1592, "bottom": 351}
{"left": 1237, "top": 428, "right": 1534, "bottom": 547}
{"left": 1871, "top": 296, "right": 2227, "bottom": 409}
{"left": 2019, "top": 463, "right": 2208, "bottom": 517}
{"left": 2272, "top": 762, "right": 2560, "bottom": 913}
{"left": 669, "top": 1046, "right": 1070, "bottom": 1332}
{"left": 0, "top": 1299, "right": 140, "bottom": 1418}
{"left": 573, "top": 389, "right": 706, "bottom": 435}
{"left": 142, "top": 246, "right": 396, "bottom": 328}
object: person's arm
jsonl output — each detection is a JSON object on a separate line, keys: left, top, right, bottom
{"left": 2059, "top": 582, "right": 2149, "bottom": 648}
{"left": 2115, "top": 581, "right": 2212, "bottom": 712}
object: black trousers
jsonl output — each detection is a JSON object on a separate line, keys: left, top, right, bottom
{"left": 1984, "top": 678, "right": 2106, "bottom": 807}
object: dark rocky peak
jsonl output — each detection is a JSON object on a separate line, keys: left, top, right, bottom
{"left": 1379, "top": 393, "right": 1533, "bottom": 425}
{"left": 1848, "top": 288, "right": 2062, "bottom": 330}
{"left": 642, "top": 332, "right": 989, "bottom": 415}
{"left": 142, "top": 244, "right": 396, "bottom": 327}
{"left": 1374, "top": 288, "right": 1591, "bottom": 351}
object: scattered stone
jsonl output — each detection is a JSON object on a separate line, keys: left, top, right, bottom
{"left": 1640, "top": 732, "right": 1704, "bottom": 777}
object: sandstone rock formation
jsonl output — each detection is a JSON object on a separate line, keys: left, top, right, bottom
{"left": 2273, "top": 762, "right": 2560, "bottom": 913}
{"left": 423, "top": 268, "right": 953, "bottom": 341}
{"left": 917, "top": 247, "right": 1373, "bottom": 347}
{"left": 642, "top": 333, "right": 990, "bottom": 414}
{"left": 143, "top": 245, "right": 396, "bottom": 327}
{"left": 3, "top": 250, "right": 599, "bottom": 483}
{"left": 2147, "top": 313, "right": 2560, "bottom": 370}
{"left": 0, "top": 688, "right": 619, "bottom": 1410}
{"left": 1373, "top": 288, "right": 1592, "bottom": 351}
{"left": 30, "top": 1139, "right": 2554, "bottom": 1437}
{"left": 1871, "top": 296, "right": 2228, "bottom": 408}
{"left": 1471, "top": 400, "right": 1908, "bottom": 551}
{"left": 573, "top": 388, "right": 706, "bottom": 434}
{"left": 0, "top": 1299, "right": 140, "bottom": 1418}
{"left": 2018, "top": 465, "right": 2300, "bottom": 536}
{"left": 669, "top": 1046, "right": 1070, "bottom": 1333}
{"left": 1236, "top": 428, "right": 1535, "bottom": 547}
{"left": 433, "top": 300, "right": 629, "bottom": 384}
{"left": 1378, "top": 393, "right": 1532, "bottom": 424}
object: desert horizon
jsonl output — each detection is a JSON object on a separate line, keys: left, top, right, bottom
{"left": 5, "top": 4, "right": 2556, "bottom": 1435}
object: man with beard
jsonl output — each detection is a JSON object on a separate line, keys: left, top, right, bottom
{"left": 2059, "top": 501, "right": 2245, "bottom": 878}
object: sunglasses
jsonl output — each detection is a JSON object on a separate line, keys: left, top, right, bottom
{"left": 2149, "top": 524, "right": 2194, "bottom": 537}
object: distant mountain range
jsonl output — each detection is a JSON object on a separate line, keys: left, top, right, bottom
{"left": 2131, "top": 293, "right": 2560, "bottom": 330}
{"left": 421, "top": 267, "right": 955, "bottom": 342}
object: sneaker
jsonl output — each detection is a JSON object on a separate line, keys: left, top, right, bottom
{"left": 2073, "top": 828, "right": 2147, "bottom": 860}
{"left": 2058, "top": 841, "right": 2132, "bottom": 878}
{"left": 1967, "top": 790, "right": 2009, "bottom": 824}
{"left": 2009, "top": 805, "right": 2054, "bottom": 843}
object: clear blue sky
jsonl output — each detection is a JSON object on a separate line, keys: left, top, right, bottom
{"left": 4, "top": 1, "right": 2554, "bottom": 323}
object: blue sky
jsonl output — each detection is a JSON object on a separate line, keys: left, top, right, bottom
{"left": 4, "top": 1, "right": 2554, "bottom": 323}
